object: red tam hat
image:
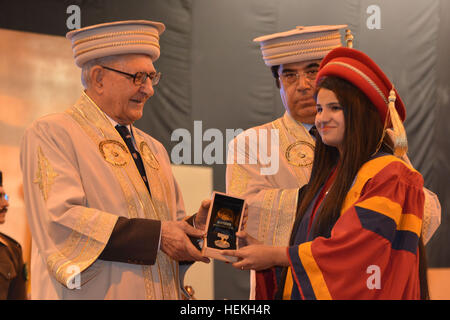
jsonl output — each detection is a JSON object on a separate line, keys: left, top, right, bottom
{"left": 315, "top": 47, "right": 406, "bottom": 125}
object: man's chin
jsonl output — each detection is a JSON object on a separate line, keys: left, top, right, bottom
{"left": 291, "top": 107, "right": 316, "bottom": 124}
{"left": 126, "top": 105, "right": 145, "bottom": 122}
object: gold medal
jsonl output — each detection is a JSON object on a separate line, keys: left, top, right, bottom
{"left": 139, "top": 141, "right": 160, "bottom": 170}
{"left": 99, "top": 140, "right": 129, "bottom": 167}
{"left": 214, "top": 233, "right": 231, "bottom": 249}
{"left": 285, "top": 141, "right": 314, "bottom": 167}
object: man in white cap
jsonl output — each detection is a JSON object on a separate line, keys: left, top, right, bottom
{"left": 226, "top": 25, "right": 441, "bottom": 299}
{"left": 20, "top": 20, "right": 209, "bottom": 300}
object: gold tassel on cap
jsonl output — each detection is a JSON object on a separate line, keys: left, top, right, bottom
{"left": 345, "top": 29, "right": 354, "bottom": 48}
{"left": 387, "top": 87, "right": 408, "bottom": 157}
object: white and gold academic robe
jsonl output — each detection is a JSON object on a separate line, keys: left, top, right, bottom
{"left": 20, "top": 92, "right": 185, "bottom": 299}
{"left": 226, "top": 112, "right": 315, "bottom": 247}
{"left": 226, "top": 112, "right": 441, "bottom": 296}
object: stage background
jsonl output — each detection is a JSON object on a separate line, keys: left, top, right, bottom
{"left": 0, "top": 0, "right": 449, "bottom": 299}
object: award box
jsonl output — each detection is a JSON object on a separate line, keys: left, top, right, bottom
{"left": 201, "top": 192, "right": 246, "bottom": 262}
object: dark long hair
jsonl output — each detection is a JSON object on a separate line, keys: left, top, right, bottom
{"left": 298, "top": 76, "right": 388, "bottom": 237}
{"left": 297, "top": 76, "right": 429, "bottom": 299}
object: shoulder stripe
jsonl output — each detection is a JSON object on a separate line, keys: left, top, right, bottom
{"left": 356, "top": 196, "right": 422, "bottom": 237}
{"left": 355, "top": 206, "right": 419, "bottom": 254}
{"left": 342, "top": 155, "right": 417, "bottom": 214}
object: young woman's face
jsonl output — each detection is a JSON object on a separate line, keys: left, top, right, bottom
{"left": 315, "top": 88, "right": 346, "bottom": 154}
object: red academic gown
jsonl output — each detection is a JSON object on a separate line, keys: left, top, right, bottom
{"left": 281, "top": 155, "right": 424, "bottom": 300}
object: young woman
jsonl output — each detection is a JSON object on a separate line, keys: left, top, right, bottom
{"left": 222, "top": 47, "right": 428, "bottom": 300}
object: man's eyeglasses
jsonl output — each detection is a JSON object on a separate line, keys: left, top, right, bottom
{"left": 101, "top": 66, "right": 162, "bottom": 86}
{"left": 280, "top": 69, "right": 319, "bottom": 85}
{"left": 0, "top": 192, "right": 8, "bottom": 202}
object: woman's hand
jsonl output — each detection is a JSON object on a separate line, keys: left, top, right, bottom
{"left": 221, "top": 234, "right": 289, "bottom": 271}
{"left": 235, "top": 230, "right": 261, "bottom": 247}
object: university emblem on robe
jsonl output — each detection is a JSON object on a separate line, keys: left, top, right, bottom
{"left": 285, "top": 141, "right": 314, "bottom": 167}
{"left": 139, "top": 142, "right": 160, "bottom": 170}
{"left": 99, "top": 140, "right": 129, "bottom": 167}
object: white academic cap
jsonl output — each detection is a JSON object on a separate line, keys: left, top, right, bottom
{"left": 66, "top": 20, "right": 165, "bottom": 67}
{"left": 253, "top": 25, "right": 347, "bottom": 66}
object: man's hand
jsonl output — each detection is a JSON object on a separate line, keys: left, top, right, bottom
{"left": 193, "top": 199, "right": 211, "bottom": 231}
{"left": 160, "top": 220, "right": 210, "bottom": 263}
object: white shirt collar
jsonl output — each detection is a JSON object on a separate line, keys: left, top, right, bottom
{"left": 103, "top": 112, "right": 138, "bottom": 148}
{"left": 302, "top": 122, "right": 313, "bottom": 132}
{"left": 104, "top": 112, "right": 132, "bottom": 132}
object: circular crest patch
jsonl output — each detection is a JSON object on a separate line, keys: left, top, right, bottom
{"left": 285, "top": 141, "right": 314, "bottom": 167}
{"left": 139, "top": 142, "right": 160, "bottom": 170}
{"left": 99, "top": 140, "right": 129, "bottom": 167}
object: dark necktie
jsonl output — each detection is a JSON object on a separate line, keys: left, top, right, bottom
{"left": 309, "top": 126, "right": 318, "bottom": 139}
{"left": 115, "top": 125, "right": 151, "bottom": 194}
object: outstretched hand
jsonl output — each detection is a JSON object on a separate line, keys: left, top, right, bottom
{"left": 221, "top": 231, "right": 289, "bottom": 271}
{"left": 193, "top": 199, "right": 211, "bottom": 231}
{"left": 236, "top": 230, "right": 261, "bottom": 247}
{"left": 221, "top": 244, "right": 289, "bottom": 271}
{"left": 160, "top": 220, "right": 210, "bottom": 263}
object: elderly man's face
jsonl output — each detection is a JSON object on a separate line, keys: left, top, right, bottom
{"left": 278, "top": 59, "right": 321, "bottom": 124}
{"left": 100, "top": 54, "right": 156, "bottom": 125}
{"left": 0, "top": 186, "right": 9, "bottom": 224}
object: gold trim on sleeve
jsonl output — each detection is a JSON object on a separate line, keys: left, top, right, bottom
{"left": 273, "top": 189, "right": 299, "bottom": 246}
{"left": 258, "top": 189, "right": 277, "bottom": 244}
{"left": 33, "top": 146, "right": 59, "bottom": 202}
{"left": 47, "top": 208, "right": 118, "bottom": 288}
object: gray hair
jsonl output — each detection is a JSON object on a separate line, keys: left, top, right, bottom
{"left": 81, "top": 55, "right": 124, "bottom": 89}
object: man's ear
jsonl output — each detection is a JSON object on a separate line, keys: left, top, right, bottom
{"left": 90, "top": 66, "right": 104, "bottom": 93}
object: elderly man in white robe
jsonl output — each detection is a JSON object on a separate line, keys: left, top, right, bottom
{"left": 20, "top": 20, "right": 209, "bottom": 300}
{"left": 226, "top": 25, "right": 441, "bottom": 299}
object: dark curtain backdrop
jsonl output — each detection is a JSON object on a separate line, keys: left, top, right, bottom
{"left": 1, "top": 0, "right": 449, "bottom": 299}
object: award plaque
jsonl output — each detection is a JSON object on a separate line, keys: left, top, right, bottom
{"left": 202, "top": 192, "right": 246, "bottom": 262}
